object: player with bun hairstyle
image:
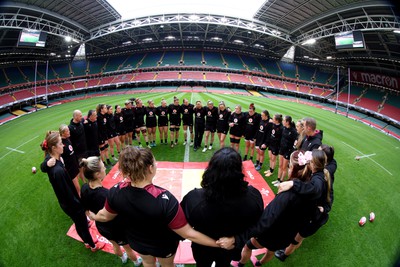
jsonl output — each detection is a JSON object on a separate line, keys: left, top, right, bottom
{"left": 275, "top": 149, "right": 331, "bottom": 262}
{"left": 181, "top": 98, "right": 194, "bottom": 146}
{"left": 202, "top": 100, "right": 218, "bottom": 152}
{"left": 96, "top": 104, "right": 111, "bottom": 165}
{"left": 243, "top": 103, "right": 261, "bottom": 162}
{"left": 114, "top": 105, "right": 126, "bottom": 150}
{"left": 168, "top": 96, "right": 182, "bottom": 148}
{"left": 277, "top": 116, "right": 298, "bottom": 181}
{"left": 157, "top": 99, "right": 169, "bottom": 145}
{"left": 80, "top": 157, "right": 142, "bottom": 265}
{"left": 217, "top": 150, "right": 313, "bottom": 266}
{"left": 135, "top": 98, "right": 150, "bottom": 148}
{"left": 254, "top": 110, "right": 272, "bottom": 171}
{"left": 59, "top": 124, "right": 81, "bottom": 195}
{"left": 216, "top": 101, "right": 231, "bottom": 148}
{"left": 295, "top": 119, "right": 305, "bottom": 150}
{"left": 89, "top": 146, "right": 221, "bottom": 267}
{"left": 40, "top": 131, "right": 102, "bottom": 252}
{"left": 84, "top": 109, "right": 100, "bottom": 158}
{"left": 122, "top": 100, "right": 136, "bottom": 146}
{"left": 146, "top": 100, "right": 158, "bottom": 147}
{"left": 229, "top": 105, "right": 246, "bottom": 151}
{"left": 264, "top": 114, "right": 283, "bottom": 178}
{"left": 106, "top": 105, "right": 121, "bottom": 161}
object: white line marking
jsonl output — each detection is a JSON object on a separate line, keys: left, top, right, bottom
{"left": 0, "top": 135, "right": 39, "bottom": 160}
{"left": 356, "top": 153, "right": 376, "bottom": 159}
{"left": 183, "top": 92, "right": 194, "bottom": 163}
{"left": 5, "top": 147, "right": 25, "bottom": 154}
{"left": 342, "top": 141, "right": 392, "bottom": 176}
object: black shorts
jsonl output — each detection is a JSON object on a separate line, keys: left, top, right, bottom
{"left": 299, "top": 212, "right": 329, "bottom": 238}
{"left": 217, "top": 127, "right": 229, "bottom": 135}
{"left": 268, "top": 143, "right": 279, "bottom": 155}
{"left": 158, "top": 118, "right": 168, "bottom": 127}
{"left": 97, "top": 224, "right": 128, "bottom": 246}
{"left": 169, "top": 121, "right": 181, "bottom": 127}
{"left": 108, "top": 130, "right": 117, "bottom": 139}
{"left": 279, "top": 147, "right": 294, "bottom": 160}
{"left": 182, "top": 118, "right": 193, "bottom": 127}
{"left": 244, "top": 131, "right": 257, "bottom": 141}
{"left": 130, "top": 240, "right": 179, "bottom": 258}
{"left": 205, "top": 124, "right": 216, "bottom": 132}
{"left": 125, "top": 126, "right": 134, "bottom": 133}
{"left": 146, "top": 121, "right": 157, "bottom": 128}
{"left": 135, "top": 123, "right": 146, "bottom": 129}
{"left": 87, "top": 149, "right": 100, "bottom": 157}
{"left": 230, "top": 128, "right": 243, "bottom": 138}
{"left": 98, "top": 133, "right": 107, "bottom": 145}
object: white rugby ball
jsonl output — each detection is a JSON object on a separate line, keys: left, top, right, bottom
{"left": 32, "top": 167, "right": 37, "bottom": 174}
{"left": 359, "top": 216, "right": 366, "bottom": 226}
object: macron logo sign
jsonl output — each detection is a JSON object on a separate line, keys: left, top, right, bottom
{"left": 351, "top": 71, "right": 399, "bottom": 91}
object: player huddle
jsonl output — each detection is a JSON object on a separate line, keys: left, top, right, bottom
{"left": 39, "top": 95, "right": 337, "bottom": 266}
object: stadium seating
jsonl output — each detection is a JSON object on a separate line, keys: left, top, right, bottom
{"left": 203, "top": 52, "right": 225, "bottom": 68}
{"left": 182, "top": 51, "right": 203, "bottom": 66}
{"left": 279, "top": 62, "right": 296, "bottom": 79}
{"left": 297, "top": 64, "right": 315, "bottom": 82}
{"left": 205, "top": 72, "right": 229, "bottom": 82}
{"left": 155, "top": 71, "right": 178, "bottom": 80}
{"left": 124, "top": 53, "right": 145, "bottom": 69}
{"left": 241, "top": 55, "right": 263, "bottom": 72}
{"left": 229, "top": 74, "right": 251, "bottom": 84}
{"left": 71, "top": 60, "right": 87, "bottom": 77}
{"left": 135, "top": 72, "right": 156, "bottom": 81}
{"left": 87, "top": 58, "right": 105, "bottom": 74}
{"left": 104, "top": 55, "right": 129, "bottom": 72}
{"left": 180, "top": 71, "right": 204, "bottom": 80}
{"left": 13, "top": 89, "right": 34, "bottom": 100}
{"left": 4, "top": 67, "right": 26, "bottom": 84}
{"left": 19, "top": 66, "right": 36, "bottom": 82}
{"left": 223, "top": 53, "right": 245, "bottom": 70}
{"left": 0, "top": 94, "right": 15, "bottom": 106}
{"left": 51, "top": 63, "right": 72, "bottom": 79}
{"left": 160, "top": 51, "right": 182, "bottom": 66}
{"left": 258, "top": 58, "right": 280, "bottom": 76}
{"left": 141, "top": 52, "right": 163, "bottom": 68}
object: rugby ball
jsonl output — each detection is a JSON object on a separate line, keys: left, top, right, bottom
{"left": 32, "top": 167, "right": 37, "bottom": 174}
{"left": 369, "top": 212, "right": 375, "bottom": 222}
{"left": 355, "top": 156, "right": 360, "bottom": 161}
{"left": 359, "top": 216, "right": 367, "bottom": 226}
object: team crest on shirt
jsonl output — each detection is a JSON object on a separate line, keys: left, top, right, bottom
{"left": 149, "top": 111, "right": 153, "bottom": 116}
{"left": 197, "top": 112, "right": 200, "bottom": 117}
{"left": 161, "top": 194, "right": 169, "bottom": 200}
{"left": 272, "top": 129, "right": 275, "bottom": 134}
{"left": 161, "top": 111, "right": 165, "bottom": 115}
{"left": 260, "top": 125, "right": 264, "bottom": 130}
{"left": 249, "top": 118, "right": 253, "bottom": 123}
{"left": 103, "top": 118, "right": 107, "bottom": 123}
{"left": 234, "top": 118, "right": 238, "bottom": 123}
{"left": 208, "top": 111, "right": 211, "bottom": 116}
{"left": 184, "top": 109, "right": 188, "bottom": 113}
{"left": 219, "top": 114, "right": 223, "bottom": 118}
{"left": 173, "top": 109, "right": 177, "bottom": 114}
{"left": 120, "top": 117, "right": 123, "bottom": 122}
{"left": 68, "top": 145, "right": 73, "bottom": 152}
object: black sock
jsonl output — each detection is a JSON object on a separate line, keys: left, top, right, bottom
{"left": 171, "top": 141, "right": 174, "bottom": 145}
{"left": 160, "top": 140, "right": 163, "bottom": 144}
{"left": 270, "top": 167, "right": 274, "bottom": 173}
{"left": 165, "top": 139, "right": 168, "bottom": 143}
{"left": 111, "top": 155, "right": 114, "bottom": 157}
{"left": 146, "top": 142, "right": 149, "bottom": 146}
{"left": 243, "top": 155, "right": 248, "bottom": 160}
{"left": 256, "top": 160, "right": 260, "bottom": 165}
{"left": 260, "top": 162, "right": 263, "bottom": 167}
{"left": 250, "top": 156, "right": 253, "bottom": 160}
{"left": 175, "top": 139, "right": 178, "bottom": 143}
{"left": 210, "top": 143, "right": 213, "bottom": 146}
{"left": 238, "top": 263, "right": 245, "bottom": 267}
{"left": 138, "top": 142, "right": 141, "bottom": 145}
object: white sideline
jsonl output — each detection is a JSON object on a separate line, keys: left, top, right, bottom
{"left": 0, "top": 135, "right": 39, "bottom": 160}
{"left": 342, "top": 141, "right": 392, "bottom": 176}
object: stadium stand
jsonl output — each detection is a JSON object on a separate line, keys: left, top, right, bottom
{"left": 223, "top": 53, "right": 245, "bottom": 70}
{"left": 51, "top": 62, "right": 71, "bottom": 79}
{"left": 204, "top": 72, "right": 229, "bottom": 82}
{"left": 182, "top": 51, "right": 203, "bottom": 66}
{"left": 161, "top": 51, "right": 182, "bottom": 66}
{"left": 140, "top": 52, "right": 163, "bottom": 68}
{"left": 71, "top": 60, "right": 87, "bottom": 77}
{"left": 203, "top": 52, "right": 225, "bottom": 68}
{"left": 258, "top": 58, "right": 281, "bottom": 76}
{"left": 123, "top": 53, "right": 145, "bottom": 70}
{"left": 87, "top": 58, "right": 105, "bottom": 75}
{"left": 4, "top": 67, "right": 25, "bottom": 85}
{"left": 180, "top": 71, "right": 203, "bottom": 80}
{"left": 241, "top": 55, "right": 263, "bottom": 72}
{"left": 279, "top": 61, "right": 296, "bottom": 79}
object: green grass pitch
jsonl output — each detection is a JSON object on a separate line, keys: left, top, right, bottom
{"left": 0, "top": 91, "right": 399, "bottom": 266}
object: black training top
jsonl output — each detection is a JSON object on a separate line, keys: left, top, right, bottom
{"left": 205, "top": 106, "right": 218, "bottom": 126}
{"left": 181, "top": 186, "right": 263, "bottom": 257}
{"left": 61, "top": 137, "right": 79, "bottom": 179}
{"left": 105, "top": 182, "right": 187, "bottom": 252}
{"left": 44, "top": 158, "right": 83, "bottom": 215}
{"left": 68, "top": 118, "right": 87, "bottom": 155}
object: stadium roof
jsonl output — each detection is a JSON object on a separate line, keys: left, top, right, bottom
{"left": 0, "top": 0, "right": 399, "bottom": 76}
